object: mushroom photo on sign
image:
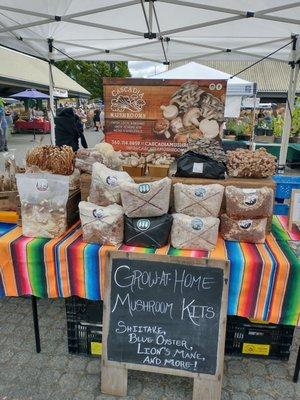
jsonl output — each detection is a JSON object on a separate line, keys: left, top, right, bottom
{"left": 154, "top": 81, "right": 225, "bottom": 144}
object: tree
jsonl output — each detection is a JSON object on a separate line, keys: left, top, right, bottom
{"left": 55, "top": 60, "right": 130, "bottom": 99}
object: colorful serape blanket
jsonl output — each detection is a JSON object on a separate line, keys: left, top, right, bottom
{"left": 0, "top": 216, "right": 299, "bottom": 326}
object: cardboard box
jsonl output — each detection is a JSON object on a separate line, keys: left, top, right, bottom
{"left": 122, "top": 165, "right": 145, "bottom": 177}
{"left": 147, "top": 164, "right": 170, "bottom": 178}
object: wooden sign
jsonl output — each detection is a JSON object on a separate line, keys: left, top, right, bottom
{"left": 103, "top": 78, "right": 227, "bottom": 154}
{"left": 289, "top": 189, "right": 300, "bottom": 230}
{"left": 101, "top": 251, "right": 229, "bottom": 400}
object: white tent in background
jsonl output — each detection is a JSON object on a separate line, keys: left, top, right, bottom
{"left": 149, "top": 61, "right": 255, "bottom": 117}
{"left": 0, "top": 0, "right": 299, "bottom": 168}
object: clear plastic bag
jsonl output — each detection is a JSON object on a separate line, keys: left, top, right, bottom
{"left": 220, "top": 214, "right": 267, "bottom": 244}
{"left": 79, "top": 201, "right": 124, "bottom": 245}
{"left": 171, "top": 213, "right": 219, "bottom": 250}
{"left": 174, "top": 183, "right": 224, "bottom": 217}
{"left": 225, "top": 186, "right": 273, "bottom": 219}
{"left": 89, "top": 163, "right": 133, "bottom": 206}
{"left": 120, "top": 177, "right": 172, "bottom": 218}
{"left": 16, "top": 173, "right": 69, "bottom": 238}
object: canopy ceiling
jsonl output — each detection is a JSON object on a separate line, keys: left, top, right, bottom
{"left": 0, "top": 1, "right": 299, "bottom": 64}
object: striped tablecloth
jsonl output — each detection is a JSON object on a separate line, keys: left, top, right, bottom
{"left": 0, "top": 216, "right": 299, "bottom": 326}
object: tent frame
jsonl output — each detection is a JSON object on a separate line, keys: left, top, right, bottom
{"left": 1, "top": 0, "right": 299, "bottom": 163}
{"left": 0, "top": 1, "right": 299, "bottom": 63}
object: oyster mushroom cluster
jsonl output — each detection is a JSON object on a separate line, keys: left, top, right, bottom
{"left": 154, "top": 81, "right": 225, "bottom": 142}
{"left": 120, "top": 152, "right": 146, "bottom": 167}
{"left": 146, "top": 152, "right": 175, "bottom": 166}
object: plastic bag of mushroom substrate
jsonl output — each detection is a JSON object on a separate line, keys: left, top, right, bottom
{"left": 225, "top": 186, "right": 273, "bottom": 219}
{"left": 120, "top": 177, "right": 172, "bottom": 218}
{"left": 89, "top": 163, "right": 133, "bottom": 206}
{"left": 16, "top": 173, "right": 69, "bottom": 238}
{"left": 175, "top": 151, "right": 226, "bottom": 179}
{"left": 171, "top": 214, "right": 219, "bottom": 251}
{"left": 174, "top": 183, "right": 224, "bottom": 217}
{"left": 220, "top": 214, "right": 267, "bottom": 244}
{"left": 79, "top": 201, "right": 124, "bottom": 245}
{"left": 124, "top": 214, "right": 173, "bottom": 248}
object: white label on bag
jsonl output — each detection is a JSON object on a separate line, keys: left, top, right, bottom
{"left": 137, "top": 219, "right": 150, "bottom": 231}
{"left": 244, "top": 194, "right": 258, "bottom": 206}
{"left": 93, "top": 209, "right": 104, "bottom": 219}
{"left": 195, "top": 187, "right": 206, "bottom": 198}
{"left": 106, "top": 176, "right": 118, "bottom": 187}
{"left": 36, "top": 179, "right": 49, "bottom": 192}
{"left": 238, "top": 220, "right": 253, "bottom": 229}
{"left": 192, "top": 163, "right": 204, "bottom": 173}
{"left": 139, "top": 184, "right": 150, "bottom": 194}
{"left": 191, "top": 218, "right": 204, "bottom": 231}
{"left": 243, "top": 189, "right": 257, "bottom": 194}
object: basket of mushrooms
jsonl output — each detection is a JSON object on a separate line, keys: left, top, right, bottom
{"left": 146, "top": 151, "right": 175, "bottom": 177}
{"left": 119, "top": 152, "right": 146, "bottom": 177}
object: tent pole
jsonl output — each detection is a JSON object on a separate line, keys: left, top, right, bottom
{"left": 48, "top": 39, "right": 55, "bottom": 145}
{"left": 278, "top": 36, "right": 299, "bottom": 171}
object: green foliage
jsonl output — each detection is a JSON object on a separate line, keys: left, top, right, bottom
{"left": 226, "top": 119, "right": 246, "bottom": 135}
{"left": 272, "top": 115, "right": 284, "bottom": 137}
{"left": 55, "top": 60, "right": 130, "bottom": 99}
{"left": 291, "top": 97, "right": 300, "bottom": 136}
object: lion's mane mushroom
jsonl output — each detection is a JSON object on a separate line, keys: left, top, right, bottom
{"left": 199, "top": 119, "right": 219, "bottom": 139}
{"left": 183, "top": 107, "right": 201, "bottom": 127}
{"left": 170, "top": 116, "right": 183, "bottom": 135}
{"left": 160, "top": 104, "right": 178, "bottom": 120}
{"left": 153, "top": 118, "right": 170, "bottom": 139}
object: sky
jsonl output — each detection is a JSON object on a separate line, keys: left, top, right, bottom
{"left": 128, "top": 61, "right": 168, "bottom": 77}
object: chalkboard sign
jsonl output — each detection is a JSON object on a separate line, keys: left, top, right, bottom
{"left": 101, "top": 252, "right": 229, "bottom": 400}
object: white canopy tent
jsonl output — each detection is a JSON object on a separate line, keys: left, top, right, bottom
{"left": 0, "top": 0, "right": 299, "bottom": 168}
{"left": 149, "top": 61, "right": 256, "bottom": 117}
{"left": 0, "top": 46, "right": 90, "bottom": 97}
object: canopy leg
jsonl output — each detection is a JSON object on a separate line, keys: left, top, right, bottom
{"left": 278, "top": 36, "right": 299, "bottom": 172}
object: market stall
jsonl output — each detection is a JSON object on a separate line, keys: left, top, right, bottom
{"left": 14, "top": 118, "right": 51, "bottom": 134}
{"left": 0, "top": 79, "right": 300, "bottom": 398}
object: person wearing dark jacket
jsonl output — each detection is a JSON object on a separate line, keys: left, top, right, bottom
{"left": 93, "top": 108, "right": 100, "bottom": 131}
{"left": 55, "top": 107, "right": 88, "bottom": 152}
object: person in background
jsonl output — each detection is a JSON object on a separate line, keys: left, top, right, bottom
{"left": 100, "top": 108, "right": 105, "bottom": 131}
{"left": 4, "top": 107, "right": 13, "bottom": 137}
{"left": 55, "top": 107, "right": 88, "bottom": 152}
{"left": 0, "top": 100, "right": 8, "bottom": 152}
{"left": 93, "top": 108, "right": 100, "bottom": 131}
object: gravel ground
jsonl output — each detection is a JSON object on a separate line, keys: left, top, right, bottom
{"left": 0, "top": 297, "right": 299, "bottom": 400}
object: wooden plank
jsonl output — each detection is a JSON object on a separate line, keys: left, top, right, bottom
{"left": 101, "top": 363, "right": 127, "bottom": 397}
{"left": 101, "top": 251, "right": 229, "bottom": 399}
{"left": 193, "top": 376, "right": 222, "bottom": 400}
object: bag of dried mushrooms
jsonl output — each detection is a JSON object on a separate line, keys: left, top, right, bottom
{"left": 89, "top": 163, "right": 133, "bottom": 206}
{"left": 120, "top": 177, "right": 172, "bottom": 218}
{"left": 174, "top": 183, "right": 224, "bottom": 217}
{"left": 171, "top": 214, "right": 219, "bottom": 251}
{"left": 16, "top": 173, "right": 69, "bottom": 238}
{"left": 79, "top": 201, "right": 124, "bottom": 245}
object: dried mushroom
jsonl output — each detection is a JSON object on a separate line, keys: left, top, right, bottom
{"left": 146, "top": 152, "right": 175, "bottom": 166}
{"left": 187, "top": 137, "right": 226, "bottom": 163}
{"left": 227, "top": 148, "right": 276, "bottom": 178}
{"left": 120, "top": 152, "right": 146, "bottom": 167}
{"left": 26, "top": 145, "right": 75, "bottom": 175}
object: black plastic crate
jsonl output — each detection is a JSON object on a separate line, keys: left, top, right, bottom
{"left": 225, "top": 316, "right": 295, "bottom": 361}
{"left": 65, "top": 296, "right": 103, "bottom": 357}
